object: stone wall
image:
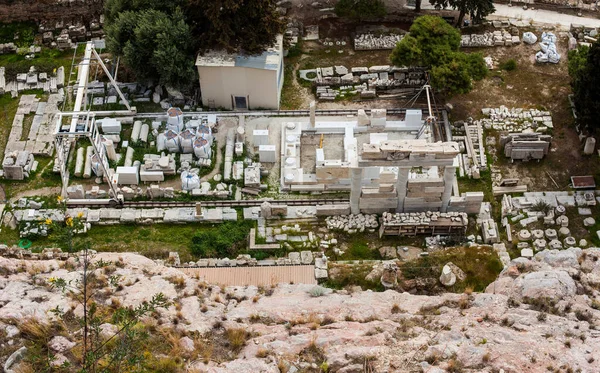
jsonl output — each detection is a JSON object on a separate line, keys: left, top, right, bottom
{"left": 0, "top": 0, "right": 103, "bottom": 24}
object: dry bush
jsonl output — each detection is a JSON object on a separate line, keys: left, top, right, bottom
{"left": 458, "top": 296, "right": 471, "bottom": 310}
{"left": 167, "top": 276, "right": 186, "bottom": 290}
{"left": 391, "top": 304, "right": 404, "bottom": 314}
{"left": 14, "top": 362, "right": 35, "bottom": 373}
{"left": 110, "top": 297, "right": 122, "bottom": 309}
{"left": 446, "top": 357, "right": 465, "bottom": 372}
{"left": 256, "top": 348, "right": 269, "bottom": 358}
{"left": 226, "top": 328, "right": 249, "bottom": 353}
{"left": 19, "top": 318, "right": 52, "bottom": 343}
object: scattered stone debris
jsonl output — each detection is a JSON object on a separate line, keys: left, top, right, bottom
{"left": 354, "top": 33, "right": 404, "bottom": 50}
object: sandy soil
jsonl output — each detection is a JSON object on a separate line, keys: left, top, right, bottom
{"left": 449, "top": 29, "right": 599, "bottom": 191}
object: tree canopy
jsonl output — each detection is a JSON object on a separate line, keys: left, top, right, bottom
{"left": 390, "top": 15, "right": 486, "bottom": 95}
{"left": 569, "top": 42, "right": 600, "bottom": 133}
{"left": 429, "top": 0, "right": 495, "bottom": 27}
{"left": 334, "top": 0, "right": 387, "bottom": 21}
{"left": 105, "top": 8, "right": 196, "bottom": 88}
{"left": 104, "top": 0, "right": 284, "bottom": 88}
{"left": 185, "top": 0, "right": 284, "bottom": 55}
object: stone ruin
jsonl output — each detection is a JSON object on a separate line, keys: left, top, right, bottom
{"left": 461, "top": 31, "right": 521, "bottom": 47}
{"left": 300, "top": 65, "right": 427, "bottom": 101}
{"left": 354, "top": 33, "right": 404, "bottom": 51}
{"left": 1, "top": 151, "right": 36, "bottom": 180}
{"left": 501, "top": 133, "right": 552, "bottom": 161}
{"left": 570, "top": 24, "right": 598, "bottom": 45}
{"left": 480, "top": 106, "right": 553, "bottom": 132}
{"left": 0, "top": 66, "right": 65, "bottom": 97}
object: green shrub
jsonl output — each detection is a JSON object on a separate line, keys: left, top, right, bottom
{"left": 500, "top": 59, "right": 517, "bottom": 71}
{"left": 335, "top": 0, "right": 386, "bottom": 21}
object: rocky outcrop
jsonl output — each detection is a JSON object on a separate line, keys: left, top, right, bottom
{"left": 1, "top": 248, "right": 599, "bottom": 372}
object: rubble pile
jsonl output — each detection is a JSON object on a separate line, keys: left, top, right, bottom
{"left": 354, "top": 33, "right": 404, "bottom": 50}
{"left": 461, "top": 31, "right": 520, "bottom": 47}
{"left": 480, "top": 106, "right": 553, "bottom": 132}
{"left": 325, "top": 214, "right": 379, "bottom": 233}
{"left": 383, "top": 211, "right": 468, "bottom": 225}
{"left": 302, "top": 65, "right": 427, "bottom": 100}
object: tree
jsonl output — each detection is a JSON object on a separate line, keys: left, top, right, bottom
{"left": 334, "top": 0, "right": 387, "bottom": 21}
{"left": 415, "top": 0, "right": 422, "bottom": 12}
{"left": 390, "top": 15, "right": 486, "bottom": 95}
{"left": 390, "top": 15, "right": 461, "bottom": 67}
{"left": 185, "top": 0, "right": 285, "bottom": 55}
{"left": 104, "top": 0, "right": 185, "bottom": 22}
{"left": 429, "top": 0, "right": 495, "bottom": 27}
{"left": 30, "top": 198, "right": 171, "bottom": 372}
{"left": 105, "top": 8, "right": 196, "bottom": 88}
{"left": 570, "top": 42, "right": 600, "bottom": 133}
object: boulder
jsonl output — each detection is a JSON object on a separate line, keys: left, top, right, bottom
{"left": 439, "top": 265, "right": 456, "bottom": 287}
{"left": 48, "top": 336, "right": 76, "bottom": 353}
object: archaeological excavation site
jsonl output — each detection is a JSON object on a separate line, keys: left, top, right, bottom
{"left": 1, "top": 0, "right": 600, "bottom": 372}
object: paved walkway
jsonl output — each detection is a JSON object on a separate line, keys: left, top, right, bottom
{"left": 417, "top": 3, "right": 600, "bottom": 29}
{"left": 490, "top": 4, "right": 600, "bottom": 29}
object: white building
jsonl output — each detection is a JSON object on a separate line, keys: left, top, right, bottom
{"left": 195, "top": 35, "right": 284, "bottom": 110}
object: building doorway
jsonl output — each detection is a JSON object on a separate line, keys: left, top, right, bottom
{"left": 234, "top": 96, "right": 248, "bottom": 110}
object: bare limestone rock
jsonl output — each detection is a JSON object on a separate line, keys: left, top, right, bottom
{"left": 48, "top": 336, "right": 76, "bottom": 353}
{"left": 440, "top": 264, "right": 456, "bottom": 287}
{"left": 1, "top": 250, "right": 600, "bottom": 372}
{"left": 179, "top": 336, "right": 195, "bottom": 352}
{"left": 380, "top": 261, "right": 398, "bottom": 288}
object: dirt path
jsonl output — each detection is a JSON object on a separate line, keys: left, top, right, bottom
{"left": 9, "top": 186, "right": 61, "bottom": 203}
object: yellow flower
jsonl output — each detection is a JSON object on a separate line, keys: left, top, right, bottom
{"left": 77, "top": 212, "right": 84, "bottom": 219}
{"left": 66, "top": 217, "right": 73, "bottom": 227}
{"left": 57, "top": 196, "right": 64, "bottom": 203}
{"left": 45, "top": 218, "right": 52, "bottom": 225}
{"left": 48, "top": 277, "right": 56, "bottom": 283}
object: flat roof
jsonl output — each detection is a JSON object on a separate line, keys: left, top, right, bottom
{"left": 195, "top": 35, "right": 283, "bottom": 71}
{"left": 179, "top": 265, "right": 317, "bottom": 286}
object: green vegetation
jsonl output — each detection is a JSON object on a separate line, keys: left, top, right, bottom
{"left": 335, "top": 0, "right": 387, "bottom": 21}
{"left": 569, "top": 42, "right": 600, "bottom": 133}
{"left": 324, "top": 263, "right": 385, "bottom": 291}
{"left": 105, "top": 8, "right": 196, "bottom": 88}
{"left": 0, "top": 47, "right": 77, "bottom": 82}
{"left": 499, "top": 58, "right": 517, "bottom": 71}
{"left": 390, "top": 16, "right": 487, "bottom": 95}
{"left": 429, "top": 0, "right": 495, "bottom": 26}
{"left": 0, "top": 21, "right": 36, "bottom": 47}
{"left": 190, "top": 221, "right": 254, "bottom": 258}
{"left": 104, "top": 0, "right": 284, "bottom": 88}
{"left": 185, "top": 0, "right": 284, "bottom": 55}
{"left": 400, "top": 246, "right": 503, "bottom": 292}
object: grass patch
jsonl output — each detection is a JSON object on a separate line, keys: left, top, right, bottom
{"left": 190, "top": 220, "right": 254, "bottom": 258}
{"left": 343, "top": 238, "right": 382, "bottom": 260}
{"left": 0, "top": 223, "right": 253, "bottom": 263}
{"left": 0, "top": 93, "right": 20, "bottom": 169}
{"left": 400, "top": 246, "right": 503, "bottom": 293}
{"left": 324, "top": 263, "right": 385, "bottom": 291}
{"left": 499, "top": 58, "right": 517, "bottom": 71}
{"left": 280, "top": 55, "right": 305, "bottom": 110}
